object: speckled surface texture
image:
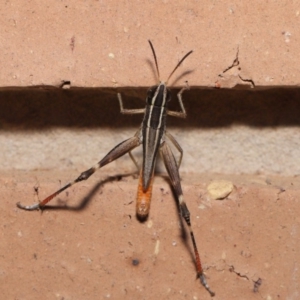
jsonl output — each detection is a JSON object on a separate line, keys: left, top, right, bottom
{"left": 1, "top": 2, "right": 300, "bottom": 299}
{"left": 0, "top": 1, "right": 300, "bottom": 87}
{"left": 2, "top": 171, "right": 300, "bottom": 299}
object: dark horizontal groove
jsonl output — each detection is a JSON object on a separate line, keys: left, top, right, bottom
{"left": 0, "top": 86, "right": 300, "bottom": 130}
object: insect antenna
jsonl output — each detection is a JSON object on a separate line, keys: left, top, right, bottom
{"left": 148, "top": 40, "right": 160, "bottom": 82}
{"left": 166, "top": 49, "right": 193, "bottom": 84}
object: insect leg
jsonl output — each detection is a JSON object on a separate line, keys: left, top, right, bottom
{"left": 118, "top": 92, "right": 143, "bottom": 171}
{"left": 118, "top": 93, "right": 145, "bottom": 114}
{"left": 128, "top": 151, "right": 140, "bottom": 172}
{"left": 160, "top": 141, "right": 215, "bottom": 297}
{"left": 166, "top": 82, "right": 189, "bottom": 118}
{"left": 165, "top": 131, "right": 183, "bottom": 169}
{"left": 17, "top": 133, "right": 142, "bottom": 211}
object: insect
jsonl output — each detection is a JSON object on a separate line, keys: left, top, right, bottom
{"left": 17, "top": 41, "right": 215, "bottom": 296}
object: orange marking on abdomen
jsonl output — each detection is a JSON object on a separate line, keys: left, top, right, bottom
{"left": 136, "top": 170, "right": 154, "bottom": 219}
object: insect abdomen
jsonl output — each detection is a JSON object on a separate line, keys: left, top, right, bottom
{"left": 136, "top": 169, "right": 154, "bottom": 220}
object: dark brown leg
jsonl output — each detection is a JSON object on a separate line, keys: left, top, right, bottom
{"left": 17, "top": 134, "right": 142, "bottom": 211}
{"left": 160, "top": 141, "right": 215, "bottom": 297}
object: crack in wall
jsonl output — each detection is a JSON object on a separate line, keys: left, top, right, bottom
{"left": 216, "top": 47, "right": 256, "bottom": 88}
{"left": 208, "top": 262, "right": 263, "bottom": 295}
{"left": 229, "top": 264, "right": 250, "bottom": 280}
{"left": 238, "top": 74, "right": 255, "bottom": 88}
{"left": 222, "top": 47, "right": 240, "bottom": 74}
{"left": 229, "top": 265, "right": 263, "bottom": 294}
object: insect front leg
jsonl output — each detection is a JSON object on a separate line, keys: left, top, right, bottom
{"left": 160, "top": 141, "right": 215, "bottom": 297}
{"left": 118, "top": 93, "right": 145, "bottom": 115}
{"left": 166, "top": 81, "right": 189, "bottom": 118}
{"left": 17, "top": 132, "right": 142, "bottom": 211}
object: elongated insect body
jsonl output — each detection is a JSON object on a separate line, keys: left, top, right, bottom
{"left": 17, "top": 41, "right": 215, "bottom": 296}
{"left": 142, "top": 83, "right": 170, "bottom": 191}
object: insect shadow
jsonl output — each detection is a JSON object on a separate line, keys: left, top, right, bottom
{"left": 41, "top": 169, "right": 196, "bottom": 271}
{"left": 38, "top": 172, "right": 136, "bottom": 212}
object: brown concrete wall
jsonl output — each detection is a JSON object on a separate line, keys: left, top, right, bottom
{"left": 0, "top": 1, "right": 300, "bottom": 88}
{"left": 2, "top": 171, "right": 300, "bottom": 299}
{"left": 1, "top": 3, "right": 300, "bottom": 300}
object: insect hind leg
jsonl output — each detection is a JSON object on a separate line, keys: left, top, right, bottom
{"left": 165, "top": 131, "right": 183, "bottom": 169}
{"left": 17, "top": 134, "right": 142, "bottom": 211}
{"left": 160, "top": 141, "right": 215, "bottom": 297}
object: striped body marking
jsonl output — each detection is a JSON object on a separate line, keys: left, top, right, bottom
{"left": 142, "top": 83, "right": 169, "bottom": 190}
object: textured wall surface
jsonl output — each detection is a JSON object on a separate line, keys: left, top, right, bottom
{"left": 1, "top": 3, "right": 300, "bottom": 300}
{"left": 0, "top": 1, "right": 300, "bottom": 88}
{"left": 1, "top": 1, "right": 300, "bottom": 174}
